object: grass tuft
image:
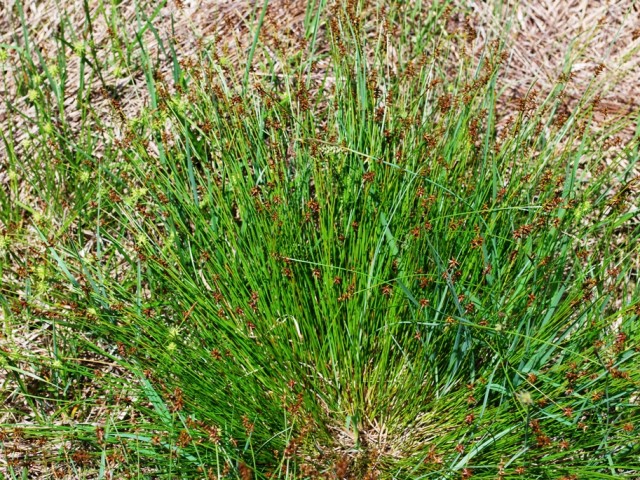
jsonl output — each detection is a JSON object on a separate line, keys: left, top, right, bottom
{"left": 1, "top": 1, "right": 639, "bottom": 478}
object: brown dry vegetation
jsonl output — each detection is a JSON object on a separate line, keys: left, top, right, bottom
{"left": 2, "top": 0, "right": 639, "bottom": 142}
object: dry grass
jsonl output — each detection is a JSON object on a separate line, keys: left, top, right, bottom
{"left": 473, "top": 1, "right": 640, "bottom": 111}
{"left": 0, "top": 0, "right": 309, "bottom": 150}
{"left": 2, "top": 0, "right": 639, "bottom": 147}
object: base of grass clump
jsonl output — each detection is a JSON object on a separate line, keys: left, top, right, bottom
{"left": 1, "top": 1, "right": 639, "bottom": 478}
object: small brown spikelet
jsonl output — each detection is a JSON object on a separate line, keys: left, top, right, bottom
{"left": 470, "top": 235, "right": 483, "bottom": 249}
{"left": 438, "top": 93, "right": 453, "bottom": 113}
{"left": 178, "top": 429, "right": 192, "bottom": 448}
{"left": 513, "top": 224, "right": 533, "bottom": 240}
{"left": 363, "top": 171, "right": 375, "bottom": 184}
{"left": 238, "top": 461, "right": 253, "bottom": 480}
{"left": 170, "top": 387, "right": 184, "bottom": 412}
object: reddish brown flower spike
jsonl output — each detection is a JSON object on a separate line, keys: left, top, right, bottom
{"left": 529, "top": 419, "right": 541, "bottom": 432}
{"left": 238, "top": 462, "right": 253, "bottom": 480}
{"left": 171, "top": 387, "right": 184, "bottom": 412}
{"left": 363, "top": 171, "right": 376, "bottom": 183}
{"left": 178, "top": 430, "right": 192, "bottom": 448}
{"left": 536, "top": 434, "right": 551, "bottom": 447}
